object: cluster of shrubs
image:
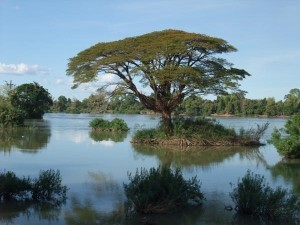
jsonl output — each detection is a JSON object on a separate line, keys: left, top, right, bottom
{"left": 0, "top": 169, "right": 67, "bottom": 204}
{"left": 124, "top": 167, "right": 300, "bottom": 222}
{"left": 89, "top": 118, "right": 129, "bottom": 132}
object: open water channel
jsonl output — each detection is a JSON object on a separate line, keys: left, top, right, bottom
{"left": 0, "top": 113, "right": 299, "bottom": 225}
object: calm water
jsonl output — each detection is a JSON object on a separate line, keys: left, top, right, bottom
{"left": 0, "top": 113, "right": 299, "bottom": 225}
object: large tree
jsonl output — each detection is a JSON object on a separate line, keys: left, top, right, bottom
{"left": 67, "top": 29, "right": 249, "bottom": 134}
{"left": 10, "top": 82, "right": 53, "bottom": 119}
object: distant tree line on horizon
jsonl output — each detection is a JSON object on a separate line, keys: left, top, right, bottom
{"left": 50, "top": 88, "right": 300, "bottom": 117}
{"left": 1, "top": 81, "right": 299, "bottom": 118}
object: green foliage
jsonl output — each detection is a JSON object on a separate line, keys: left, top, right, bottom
{"left": 10, "top": 82, "right": 53, "bottom": 119}
{"left": 0, "top": 170, "right": 67, "bottom": 204}
{"left": 132, "top": 128, "right": 166, "bottom": 141}
{"left": 89, "top": 118, "right": 129, "bottom": 132}
{"left": 31, "top": 169, "right": 67, "bottom": 204}
{"left": 270, "top": 114, "right": 300, "bottom": 158}
{"left": 124, "top": 166, "right": 204, "bottom": 214}
{"left": 230, "top": 170, "right": 300, "bottom": 220}
{"left": 0, "top": 102, "right": 25, "bottom": 127}
{"left": 172, "top": 117, "right": 236, "bottom": 140}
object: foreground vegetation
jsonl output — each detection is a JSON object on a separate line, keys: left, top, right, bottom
{"left": 230, "top": 170, "right": 300, "bottom": 221}
{"left": 270, "top": 114, "right": 300, "bottom": 158}
{"left": 0, "top": 169, "right": 67, "bottom": 204}
{"left": 124, "top": 166, "right": 204, "bottom": 214}
{"left": 132, "top": 117, "right": 268, "bottom": 146}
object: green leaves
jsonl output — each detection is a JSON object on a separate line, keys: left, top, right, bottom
{"left": 270, "top": 114, "right": 300, "bottom": 158}
{"left": 10, "top": 82, "right": 53, "bottom": 119}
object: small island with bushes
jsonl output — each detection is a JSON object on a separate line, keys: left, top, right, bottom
{"left": 132, "top": 116, "right": 268, "bottom": 146}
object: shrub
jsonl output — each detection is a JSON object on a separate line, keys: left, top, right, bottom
{"left": 230, "top": 170, "right": 300, "bottom": 220}
{"left": 239, "top": 122, "right": 269, "bottom": 143}
{"left": 0, "top": 171, "right": 31, "bottom": 201}
{"left": 0, "top": 102, "right": 25, "bottom": 127}
{"left": 89, "top": 118, "right": 129, "bottom": 132}
{"left": 123, "top": 166, "right": 204, "bottom": 214}
{"left": 270, "top": 114, "right": 300, "bottom": 158}
{"left": 0, "top": 169, "right": 67, "bottom": 204}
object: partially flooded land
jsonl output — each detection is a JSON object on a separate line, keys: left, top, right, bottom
{"left": 0, "top": 113, "right": 299, "bottom": 225}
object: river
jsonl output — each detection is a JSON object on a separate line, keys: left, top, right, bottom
{"left": 0, "top": 113, "right": 299, "bottom": 225}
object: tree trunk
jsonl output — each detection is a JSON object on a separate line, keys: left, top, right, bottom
{"left": 162, "top": 110, "right": 173, "bottom": 136}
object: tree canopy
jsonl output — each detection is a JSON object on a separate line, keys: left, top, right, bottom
{"left": 67, "top": 29, "right": 250, "bottom": 134}
{"left": 10, "top": 82, "right": 53, "bottom": 119}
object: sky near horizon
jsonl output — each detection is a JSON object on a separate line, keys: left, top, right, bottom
{"left": 0, "top": 0, "right": 299, "bottom": 101}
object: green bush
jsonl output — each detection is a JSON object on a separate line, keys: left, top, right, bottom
{"left": 230, "top": 170, "right": 300, "bottom": 220}
{"left": 270, "top": 114, "right": 300, "bottom": 158}
{"left": 123, "top": 166, "right": 204, "bottom": 214}
{"left": 0, "top": 102, "right": 25, "bottom": 127}
{"left": 31, "top": 169, "right": 68, "bottom": 204}
{"left": 0, "top": 169, "right": 67, "bottom": 204}
{"left": 89, "top": 118, "right": 129, "bottom": 132}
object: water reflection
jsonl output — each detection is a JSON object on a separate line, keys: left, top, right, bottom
{"left": 0, "top": 124, "right": 51, "bottom": 153}
{"left": 65, "top": 198, "right": 126, "bottom": 225}
{"left": 89, "top": 130, "right": 128, "bottom": 143}
{"left": 132, "top": 145, "right": 265, "bottom": 168}
{"left": 87, "top": 171, "right": 121, "bottom": 197}
{"left": 270, "top": 160, "right": 300, "bottom": 194}
{"left": 0, "top": 201, "right": 62, "bottom": 225}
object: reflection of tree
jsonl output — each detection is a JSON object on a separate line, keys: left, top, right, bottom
{"left": 132, "top": 145, "right": 263, "bottom": 168}
{"left": 270, "top": 160, "right": 300, "bottom": 194}
{"left": 0, "top": 126, "right": 51, "bottom": 153}
{"left": 87, "top": 171, "right": 122, "bottom": 198}
{"left": 0, "top": 201, "right": 62, "bottom": 224}
{"left": 89, "top": 130, "right": 127, "bottom": 143}
{"left": 65, "top": 197, "right": 126, "bottom": 225}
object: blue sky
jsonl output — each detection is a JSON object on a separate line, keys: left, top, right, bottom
{"left": 0, "top": 0, "right": 299, "bottom": 101}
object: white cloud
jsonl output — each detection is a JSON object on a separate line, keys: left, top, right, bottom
{"left": 56, "top": 78, "right": 64, "bottom": 85}
{"left": 0, "top": 63, "right": 50, "bottom": 75}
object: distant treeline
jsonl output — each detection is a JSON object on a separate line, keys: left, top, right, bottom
{"left": 51, "top": 88, "right": 300, "bottom": 117}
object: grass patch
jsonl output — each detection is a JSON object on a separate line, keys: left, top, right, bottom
{"left": 123, "top": 166, "right": 204, "bottom": 214}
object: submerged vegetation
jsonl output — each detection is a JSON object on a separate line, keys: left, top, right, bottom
{"left": 270, "top": 114, "right": 300, "bottom": 158}
{"left": 230, "top": 170, "right": 300, "bottom": 221}
{"left": 89, "top": 118, "right": 129, "bottom": 132}
{"left": 124, "top": 166, "right": 204, "bottom": 214}
{"left": 132, "top": 117, "right": 268, "bottom": 146}
{"left": 0, "top": 169, "right": 67, "bottom": 204}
